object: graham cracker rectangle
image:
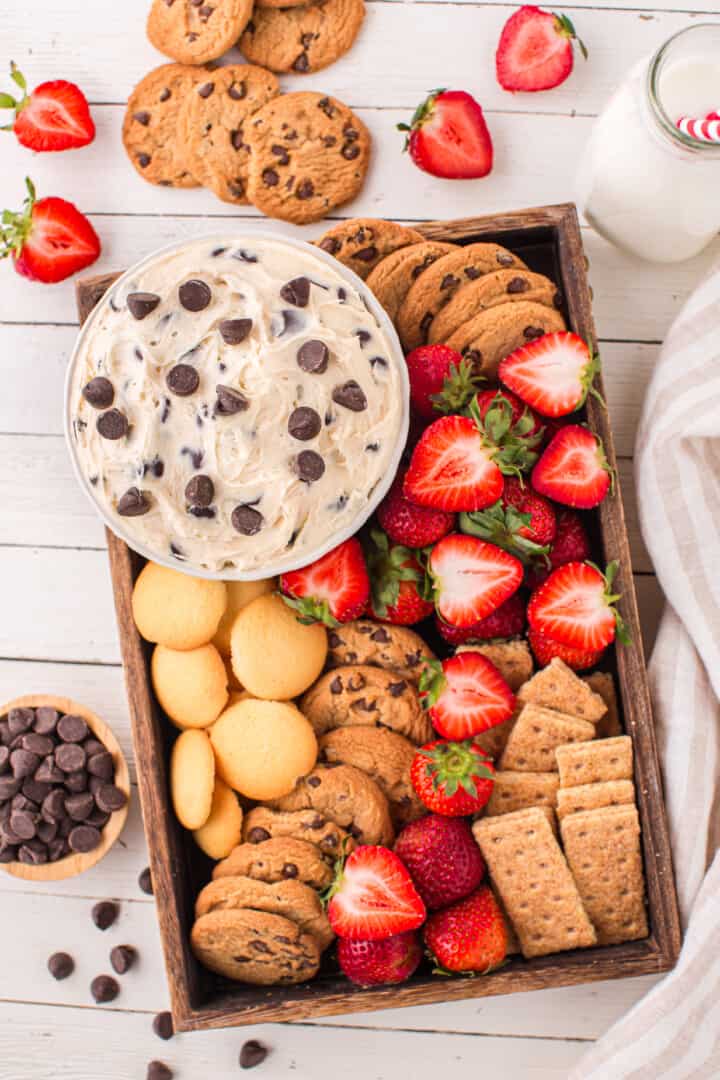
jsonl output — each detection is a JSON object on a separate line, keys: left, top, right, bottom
{"left": 561, "top": 804, "right": 648, "bottom": 945}
{"left": 500, "top": 704, "right": 595, "bottom": 772}
{"left": 518, "top": 658, "right": 607, "bottom": 723}
{"left": 556, "top": 779, "right": 635, "bottom": 821}
{"left": 485, "top": 770, "right": 560, "bottom": 817}
{"left": 583, "top": 672, "right": 623, "bottom": 738}
{"left": 556, "top": 736, "right": 633, "bottom": 788}
{"left": 474, "top": 808, "right": 596, "bottom": 958}
{"left": 458, "top": 639, "right": 533, "bottom": 692}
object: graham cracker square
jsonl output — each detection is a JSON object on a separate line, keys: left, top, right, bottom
{"left": 485, "top": 770, "right": 560, "bottom": 817}
{"left": 473, "top": 807, "right": 597, "bottom": 958}
{"left": 500, "top": 704, "right": 595, "bottom": 772}
{"left": 458, "top": 639, "right": 533, "bottom": 692}
{"left": 561, "top": 804, "right": 648, "bottom": 945}
{"left": 583, "top": 672, "right": 623, "bottom": 738}
{"left": 556, "top": 779, "right": 635, "bottom": 821}
{"left": 472, "top": 707, "right": 520, "bottom": 762}
{"left": 556, "top": 736, "right": 633, "bottom": 788}
{"left": 517, "top": 658, "right": 607, "bottom": 723}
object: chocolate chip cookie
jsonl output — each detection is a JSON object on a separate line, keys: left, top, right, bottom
{"left": 240, "top": 0, "right": 365, "bottom": 75}
{"left": 446, "top": 301, "right": 567, "bottom": 379}
{"left": 123, "top": 63, "right": 202, "bottom": 187}
{"left": 326, "top": 620, "right": 436, "bottom": 684}
{"left": 179, "top": 64, "right": 280, "bottom": 205}
{"left": 245, "top": 93, "right": 371, "bottom": 225}
{"left": 191, "top": 908, "right": 320, "bottom": 984}
{"left": 195, "top": 875, "right": 334, "bottom": 950}
{"left": 365, "top": 241, "right": 457, "bottom": 321}
{"left": 316, "top": 219, "right": 424, "bottom": 280}
{"left": 212, "top": 838, "right": 333, "bottom": 890}
{"left": 428, "top": 269, "right": 563, "bottom": 346}
{"left": 147, "top": 0, "right": 254, "bottom": 66}
{"left": 267, "top": 764, "right": 394, "bottom": 846}
{"left": 396, "top": 243, "right": 528, "bottom": 352}
{"left": 318, "top": 726, "right": 425, "bottom": 827}
{"left": 301, "top": 666, "right": 432, "bottom": 745}
{"left": 242, "top": 806, "right": 354, "bottom": 857}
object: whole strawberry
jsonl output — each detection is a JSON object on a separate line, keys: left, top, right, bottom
{"left": 398, "top": 89, "right": 493, "bottom": 180}
{"left": 406, "top": 345, "right": 481, "bottom": 419}
{"left": 525, "top": 508, "right": 591, "bottom": 589}
{"left": 459, "top": 475, "right": 556, "bottom": 564}
{"left": 394, "top": 814, "right": 485, "bottom": 911}
{"left": 365, "top": 529, "right": 434, "bottom": 626}
{"left": 471, "top": 390, "right": 544, "bottom": 476}
{"left": 496, "top": 6, "right": 587, "bottom": 93}
{"left": 435, "top": 590, "right": 526, "bottom": 645}
{"left": 527, "top": 626, "right": 601, "bottom": 672}
{"left": 1, "top": 62, "right": 95, "bottom": 151}
{"left": 411, "top": 738, "right": 495, "bottom": 817}
{"left": 0, "top": 178, "right": 100, "bottom": 284}
{"left": 424, "top": 886, "right": 507, "bottom": 974}
{"left": 337, "top": 930, "right": 423, "bottom": 987}
{"left": 377, "top": 471, "right": 455, "bottom": 548}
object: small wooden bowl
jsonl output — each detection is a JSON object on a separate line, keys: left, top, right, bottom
{"left": 1, "top": 694, "right": 130, "bottom": 882}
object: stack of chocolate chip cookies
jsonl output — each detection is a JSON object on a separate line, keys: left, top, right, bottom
{"left": 316, "top": 219, "right": 568, "bottom": 376}
{"left": 124, "top": 0, "right": 369, "bottom": 221}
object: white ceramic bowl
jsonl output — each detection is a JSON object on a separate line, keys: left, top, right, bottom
{"left": 64, "top": 231, "right": 409, "bottom": 581}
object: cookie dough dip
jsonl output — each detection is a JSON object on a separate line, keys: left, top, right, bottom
{"left": 67, "top": 235, "right": 407, "bottom": 577}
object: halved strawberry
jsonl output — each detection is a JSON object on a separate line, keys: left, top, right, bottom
{"left": 326, "top": 846, "right": 426, "bottom": 941}
{"left": 420, "top": 652, "right": 515, "bottom": 739}
{"left": 406, "top": 345, "right": 482, "bottom": 419}
{"left": 398, "top": 89, "right": 493, "bottom": 180}
{"left": 0, "top": 178, "right": 100, "bottom": 284}
{"left": 364, "top": 529, "right": 434, "bottom": 626}
{"left": 435, "top": 590, "right": 526, "bottom": 645}
{"left": 377, "top": 471, "right": 455, "bottom": 548}
{"left": 527, "top": 626, "right": 602, "bottom": 671}
{"left": 532, "top": 425, "right": 613, "bottom": 509}
{"left": 527, "top": 560, "right": 629, "bottom": 652}
{"left": 496, "top": 6, "right": 588, "bottom": 93}
{"left": 404, "top": 416, "right": 504, "bottom": 512}
{"left": 459, "top": 475, "right": 556, "bottom": 563}
{"left": 1, "top": 64, "right": 95, "bottom": 151}
{"left": 499, "top": 332, "right": 602, "bottom": 418}
{"left": 280, "top": 537, "right": 370, "bottom": 627}
{"left": 429, "top": 534, "right": 523, "bottom": 628}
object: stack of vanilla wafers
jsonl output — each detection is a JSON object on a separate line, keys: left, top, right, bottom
{"left": 464, "top": 650, "right": 648, "bottom": 960}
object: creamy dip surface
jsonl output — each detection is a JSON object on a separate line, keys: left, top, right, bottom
{"left": 69, "top": 237, "right": 404, "bottom": 573}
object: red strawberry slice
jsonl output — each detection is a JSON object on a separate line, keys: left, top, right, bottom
{"left": 0, "top": 178, "right": 100, "bottom": 284}
{"left": 435, "top": 589, "right": 526, "bottom": 644}
{"left": 326, "top": 846, "right": 426, "bottom": 941}
{"left": 496, "top": 6, "right": 587, "bottom": 93}
{"left": 406, "top": 345, "right": 481, "bottom": 419}
{"left": 499, "top": 332, "right": 601, "bottom": 418}
{"left": 398, "top": 89, "right": 493, "bottom": 180}
{"left": 280, "top": 537, "right": 370, "bottom": 627}
{"left": 532, "top": 425, "right": 612, "bottom": 509}
{"left": 404, "top": 416, "right": 504, "bottom": 512}
{"left": 429, "top": 533, "right": 523, "bottom": 628}
{"left": 527, "top": 626, "right": 602, "bottom": 671}
{"left": 377, "top": 471, "right": 455, "bottom": 548}
{"left": 2, "top": 64, "right": 95, "bottom": 151}
{"left": 527, "top": 560, "right": 629, "bottom": 652}
{"left": 420, "top": 652, "right": 515, "bottom": 739}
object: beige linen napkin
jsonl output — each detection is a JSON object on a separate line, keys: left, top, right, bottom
{"left": 571, "top": 271, "right": 720, "bottom": 1078}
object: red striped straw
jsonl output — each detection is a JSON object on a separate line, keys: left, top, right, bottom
{"left": 676, "top": 114, "right": 720, "bottom": 143}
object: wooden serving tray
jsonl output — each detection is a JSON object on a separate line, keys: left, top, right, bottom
{"left": 76, "top": 203, "right": 681, "bottom": 1032}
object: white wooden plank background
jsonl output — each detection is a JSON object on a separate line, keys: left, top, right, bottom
{"left": 1, "top": 0, "right": 716, "bottom": 1074}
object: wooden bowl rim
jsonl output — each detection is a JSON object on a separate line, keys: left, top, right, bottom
{"left": 0, "top": 694, "right": 130, "bottom": 882}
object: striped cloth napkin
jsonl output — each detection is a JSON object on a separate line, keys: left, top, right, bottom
{"left": 571, "top": 269, "right": 720, "bottom": 1077}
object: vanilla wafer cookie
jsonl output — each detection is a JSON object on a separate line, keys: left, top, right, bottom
{"left": 556, "top": 779, "right": 635, "bottom": 821}
{"left": 583, "top": 672, "right": 622, "bottom": 738}
{"left": 474, "top": 807, "right": 596, "bottom": 958}
{"left": 517, "top": 658, "right": 607, "bottom": 724}
{"left": 556, "top": 736, "right": 633, "bottom": 788}
{"left": 500, "top": 704, "right": 595, "bottom": 772}
{"left": 485, "top": 770, "right": 560, "bottom": 817}
{"left": 561, "top": 804, "right": 648, "bottom": 945}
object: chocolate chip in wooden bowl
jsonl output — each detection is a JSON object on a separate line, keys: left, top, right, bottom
{"left": 280, "top": 277, "right": 310, "bottom": 308}
{"left": 147, "top": 1062, "right": 173, "bottom": 1080}
{"left": 239, "top": 1040, "right": 269, "bottom": 1069}
{"left": 65, "top": 768, "right": 89, "bottom": 793}
{"left": 219, "top": 318, "right": 253, "bottom": 345}
{"left": 8, "top": 708, "right": 34, "bottom": 736}
{"left": 87, "top": 751, "right": 114, "bottom": 781}
{"left": 178, "top": 279, "right": 212, "bottom": 312}
{"left": 66, "top": 792, "right": 95, "bottom": 822}
{"left": 215, "top": 384, "right": 249, "bottom": 416}
{"left": 69, "top": 824, "right": 102, "bottom": 854}
{"left": 96, "top": 409, "right": 129, "bottom": 441}
{"left": 232, "top": 505, "right": 263, "bottom": 536}
{"left": 82, "top": 377, "right": 115, "bottom": 410}
{"left": 57, "top": 714, "right": 89, "bottom": 743}
{"left": 138, "top": 866, "right": 154, "bottom": 895}
{"left": 288, "top": 407, "right": 321, "bottom": 442}
{"left": 95, "top": 784, "right": 128, "bottom": 814}
{"left": 10, "top": 748, "right": 41, "bottom": 780}
{"left": 118, "top": 487, "right": 152, "bottom": 517}
{"left": 331, "top": 381, "right": 368, "bottom": 412}
{"left": 185, "top": 475, "right": 214, "bottom": 508}
{"left": 55, "top": 743, "right": 86, "bottom": 774}
{"left": 10, "top": 810, "right": 37, "bottom": 841}
{"left": 34, "top": 707, "right": 59, "bottom": 736}
{"left": 166, "top": 363, "right": 200, "bottom": 397}
{"left": 91, "top": 973, "right": 120, "bottom": 1003}
{"left": 294, "top": 451, "right": 325, "bottom": 483}
{"left": 127, "top": 292, "right": 161, "bottom": 320}
{"left": 152, "top": 1011, "right": 174, "bottom": 1041}
{"left": 92, "top": 900, "right": 119, "bottom": 931}
{"left": 48, "top": 951, "right": 75, "bottom": 980}
{"left": 19, "top": 840, "right": 47, "bottom": 864}
{"left": 297, "top": 340, "right": 329, "bottom": 374}
{"left": 110, "top": 944, "right": 137, "bottom": 975}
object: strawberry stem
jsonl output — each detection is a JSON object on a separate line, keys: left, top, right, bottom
{"left": 554, "top": 13, "right": 588, "bottom": 60}
{"left": 0, "top": 176, "right": 36, "bottom": 262}
{"left": 418, "top": 658, "right": 446, "bottom": 711}
{"left": 0, "top": 62, "right": 28, "bottom": 124}
{"left": 419, "top": 739, "right": 495, "bottom": 799}
{"left": 280, "top": 591, "right": 341, "bottom": 629}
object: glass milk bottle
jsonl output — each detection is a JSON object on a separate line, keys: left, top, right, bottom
{"left": 576, "top": 24, "right": 720, "bottom": 262}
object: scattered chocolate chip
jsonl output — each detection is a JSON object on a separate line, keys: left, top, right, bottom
{"left": 110, "top": 945, "right": 137, "bottom": 975}
{"left": 179, "top": 279, "right": 211, "bottom": 312}
{"left": 69, "top": 825, "right": 101, "bottom": 853}
{"left": 215, "top": 384, "right": 249, "bottom": 415}
{"left": 127, "top": 292, "right": 161, "bottom": 320}
{"left": 152, "top": 1012, "right": 174, "bottom": 1041}
{"left": 240, "top": 1040, "right": 269, "bottom": 1069}
{"left": 219, "top": 318, "right": 253, "bottom": 345}
{"left": 92, "top": 901, "right": 119, "bottom": 931}
{"left": 297, "top": 339, "right": 329, "bottom": 374}
{"left": 294, "top": 450, "right": 325, "bottom": 483}
{"left": 48, "top": 952, "right": 74, "bottom": 980}
{"left": 95, "top": 784, "right": 128, "bottom": 814}
{"left": 247, "top": 827, "right": 271, "bottom": 844}
{"left": 288, "top": 406, "right": 321, "bottom": 442}
{"left": 82, "top": 377, "right": 114, "bottom": 410}
{"left": 185, "top": 475, "right": 214, "bottom": 508}
{"left": 147, "top": 1062, "right": 173, "bottom": 1080}
{"left": 166, "top": 364, "right": 200, "bottom": 396}
{"left": 280, "top": 277, "right": 310, "bottom": 307}
{"left": 139, "top": 866, "right": 154, "bottom": 895}
{"left": 332, "top": 380, "right": 367, "bottom": 412}
{"left": 97, "top": 409, "right": 129, "bottom": 441}
{"left": 91, "top": 974, "right": 119, "bottom": 1003}
{"left": 231, "top": 505, "right": 263, "bottom": 536}
{"left": 118, "top": 487, "right": 151, "bottom": 517}
{"left": 55, "top": 743, "right": 86, "bottom": 773}
{"left": 507, "top": 276, "right": 530, "bottom": 294}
